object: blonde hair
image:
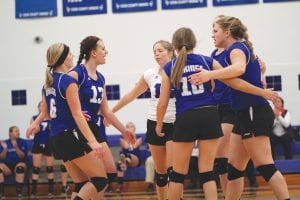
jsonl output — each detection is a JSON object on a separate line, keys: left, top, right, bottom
{"left": 153, "top": 40, "right": 175, "bottom": 59}
{"left": 171, "top": 27, "right": 196, "bottom": 89}
{"left": 125, "top": 121, "right": 136, "bottom": 132}
{"left": 44, "top": 43, "right": 65, "bottom": 88}
{"left": 215, "top": 16, "right": 255, "bottom": 61}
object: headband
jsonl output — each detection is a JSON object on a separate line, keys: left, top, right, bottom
{"left": 49, "top": 44, "right": 70, "bottom": 68}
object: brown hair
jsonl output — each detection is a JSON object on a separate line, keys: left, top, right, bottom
{"left": 171, "top": 27, "right": 196, "bottom": 89}
{"left": 77, "top": 36, "right": 101, "bottom": 65}
{"left": 215, "top": 16, "right": 255, "bottom": 61}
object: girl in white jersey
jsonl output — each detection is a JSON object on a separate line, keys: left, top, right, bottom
{"left": 111, "top": 40, "right": 175, "bottom": 200}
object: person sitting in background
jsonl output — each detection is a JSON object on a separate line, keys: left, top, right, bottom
{"left": 116, "top": 122, "right": 142, "bottom": 192}
{"left": 271, "top": 97, "right": 293, "bottom": 160}
{"left": 145, "top": 144, "right": 155, "bottom": 192}
{"left": 0, "top": 126, "right": 28, "bottom": 198}
{"left": 186, "top": 141, "right": 199, "bottom": 189}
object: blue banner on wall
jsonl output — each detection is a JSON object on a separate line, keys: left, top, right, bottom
{"left": 264, "top": 0, "right": 300, "bottom": 2}
{"left": 112, "top": 0, "right": 157, "bottom": 13}
{"left": 213, "top": 0, "right": 258, "bottom": 6}
{"left": 63, "top": 0, "right": 107, "bottom": 16}
{"left": 162, "top": 0, "right": 207, "bottom": 10}
{"left": 15, "top": 0, "right": 57, "bottom": 19}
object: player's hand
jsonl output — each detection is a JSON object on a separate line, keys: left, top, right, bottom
{"left": 88, "top": 141, "right": 105, "bottom": 159}
{"left": 155, "top": 124, "right": 164, "bottom": 137}
{"left": 26, "top": 123, "right": 40, "bottom": 139}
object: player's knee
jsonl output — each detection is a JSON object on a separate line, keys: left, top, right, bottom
{"left": 214, "top": 157, "right": 228, "bottom": 175}
{"left": 32, "top": 167, "right": 40, "bottom": 175}
{"left": 199, "top": 171, "right": 217, "bottom": 185}
{"left": 227, "top": 163, "right": 244, "bottom": 180}
{"left": 15, "top": 166, "right": 25, "bottom": 174}
{"left": 169, "top": 170, "right": 185, "bottom": 184}
{"left": 155, "top": 172, "right": 168, "bottom": 187}
{"left": 46, "top": 166, "right": 54, "bottom": 173}
{"left": 90, "top": 177, "right": 108, "bottom": 192}
{"left": 256, "top": 164, "right": 277, "bottom": 182}
{"left": 60, "top": 164, "right": 67, "bottom": 173}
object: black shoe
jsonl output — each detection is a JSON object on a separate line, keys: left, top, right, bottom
{"left": 146, "top": 183, "right": 155, "bottom": 192}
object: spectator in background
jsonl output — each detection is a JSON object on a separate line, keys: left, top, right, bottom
{"left": 186, "top": 141, "right": 199, "bottom": 189}
{"left": 116, "top": 122, "right": 142, "bottom": 192}
{"left": 27, "top": 101, "right": 55, "bottom": 197}
{"left": 271, "top": 97, "right": 293, "bottom": 160}
{"left": 0, "top": 126, "right": 28, "bottom": 198}
{"left": 145, "top": 144, "right": 155, "bottom": 192}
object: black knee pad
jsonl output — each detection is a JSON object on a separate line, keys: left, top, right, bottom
{"left": 90, "top": 177, "right": 108, "bottom": 192}
{"left": 155, "top": 172, "right": 168, "bottom": 187}
{"left": 256, "top": 164, "right": 277, "bottom": 182}
{"left": 107, "top": 173, "right": 117, "bottom": 183}
{"left": 227, "top": 163, "right": 244, "bottom": 180}
{"left": 46, "top": 166, "right": 54, "bottom": 173}
{"left": 32, "top": 167, "right": 40, "bottom": 175}
{"left": 169, "top": 170, "right": 186, "bottom": 184}
{"left": 74, "top": 181, "right": 88, "bottom": 193}
{"left": 116, "top": 162, "right": 122, "bottom": 171}
{"left": 214, "top": 158, "right": 228, "bottom": 175}
{"left": 167, "top": 166, "right": 173, "bottom": 176}
{"left": 199, "top": 171, "right": 216, "bottom": 185}
{"left": 15, "top": 166, "right": 25, "bottom": 174}
{"left": 60, "top": 165, "right": 67, "bottom": 173}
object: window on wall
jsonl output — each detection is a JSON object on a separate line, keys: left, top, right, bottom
{"left": 11, "top": 90, "right": 27, "bottom": 105}
{"left": 106, "top": 85, "right": 120, "bottom": 100}
{"left": 266, "top": 75, "right": 282, "bottom": 91}
{"left": 298, "top": 75, "right": 300, "bottom": 90}
{"left": 138, "top": 89, "right": 151, "bottom": 99}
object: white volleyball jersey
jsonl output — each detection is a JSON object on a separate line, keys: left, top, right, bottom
{"left": 143, "top": 67, "right": 176, "bottom": 123}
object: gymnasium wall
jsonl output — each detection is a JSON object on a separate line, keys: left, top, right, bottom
{"left": 0, "top": 0, "right": 300, "bottom": 138}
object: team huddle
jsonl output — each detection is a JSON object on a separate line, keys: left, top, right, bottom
{"left": 24, "top": 15, "right": 290, "bottom": 200}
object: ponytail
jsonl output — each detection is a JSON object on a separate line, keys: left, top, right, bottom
{"left": 171, "top": 46, "right": 187, "bottom": 89}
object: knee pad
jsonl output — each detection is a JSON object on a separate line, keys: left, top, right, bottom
{"left": 155, "top": 172, "right": 168, "bottom": 187}
{"left": 125, "top": 153, "right": 132, "bottom": 159}
{"left": 107, "top": 173, "right": 117, "bottom": 183}
{"left": 169, "top": 170, "right": 185, "bottom": 184}
{"left": 90, "top": 177, "right": 107, "bottom": 192}
{"left": 46, "top": 166, "right": 54, "bottom": 173}
{"left": 15, "top": 166, "right": 25, "bottom": 174}
{"left": 227, "top": 163, "right": 244, "bottom": 180}
{"left": 167, "top": 166, "right": 173, "bottom": 181}
{"left": 74, "top": 181, "right": 88, "bottom": 193}
{"left": 199, "top": 171, "right": 216, "bottom": 185}
{"left": 256, "top": 164, "right": 277, "bottom": 182}
{"left": 60, "top": 165, "right": 67, "bottom": 173}
{"left": 214, "top": 158, "right": 228, "bottom": 175}
{"left": 32, "top": 167, "right": 40, "bottom": 175}
{"left": 0, "top": 168, "right": 2, "bottom": 174}
{"left": 116, "top": 162, "right": 122, "bottom": 171}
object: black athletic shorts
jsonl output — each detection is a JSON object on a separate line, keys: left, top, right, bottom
{"left": 49, "top": 129, "right": 92, "bottom": 162}
{"left": 218, "top": 104, "right": 235, "bottom": 124}
{"left": 31, "top": 142, "right": 53, "bottom": 156}
{"left": 232, "top": 104, "right": 275, "bottom": 139}
{"left": 88, "top": 121, "right": 106, "bottom": 143}
{"left": 173, "top": 106, "right": 223, "bottom": 142}
{"left": 145, "top": 119, "right": 174, "bottom": 146}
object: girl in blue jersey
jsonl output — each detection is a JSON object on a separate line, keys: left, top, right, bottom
{"left": 111, "top": 40, "right": 175, "bottom": 199}
{"left": 156, "top": 27, "right": 279, "bottom": 200}
{"left": 27, "top": 43, "right": 108, "bottom": 200}
{"left": 68, "top": 36, "right": 135, "bottom": 197}
{"left": 189, "top": 16, "right": 290, "bottom": 200}
{"left": 0, "top": 126, "right": 28, "bottom": 198}
{"left": 26, "top": 101, "right": 55, "bottom": 197}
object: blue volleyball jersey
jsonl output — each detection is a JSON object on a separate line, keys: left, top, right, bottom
{"left": 225, "top": 42, "right": 268, "bottom": 110}
{"left": 211, "top": 49, "right": 232, "bottom": 105}
{"left": 0, "top": 139, "right": 28, "bottom": 165}
{"left": 32, "top": 115, "right": 50, "bottom": 145}
{"left": 72, "top": 65, "right": 105, "bottom": 124}
{"left": 164, "top": 53, "right": 216, "bottom": 116}
{"left": 43, "top": 72, "right": 78, "bottom": 136}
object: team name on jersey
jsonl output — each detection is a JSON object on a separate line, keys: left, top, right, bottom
{"left": 45, "top": 88, "right": 56, "bottom": 97}
{"left": 183, "top": 65, "right": 202, "bottom": 73}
